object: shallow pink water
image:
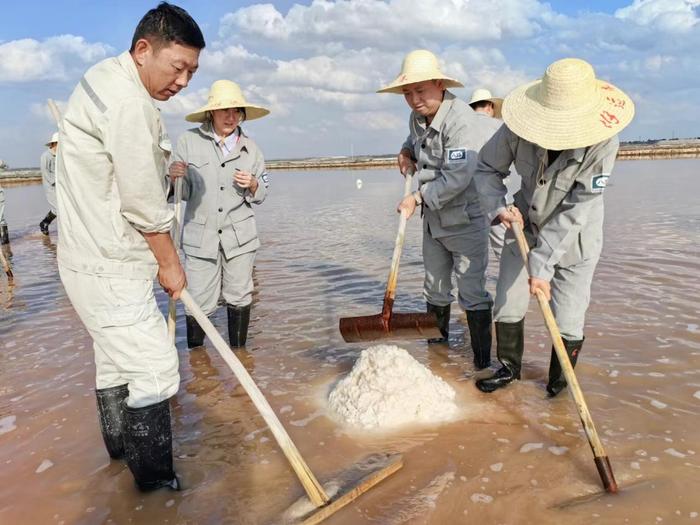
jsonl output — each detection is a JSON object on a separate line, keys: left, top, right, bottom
{"left": 1, "top": 159, "right": 699, "bottom": 524}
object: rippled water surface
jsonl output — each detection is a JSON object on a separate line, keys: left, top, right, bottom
{"left": 1, "top": 160, "right": 699, "bottom": 524}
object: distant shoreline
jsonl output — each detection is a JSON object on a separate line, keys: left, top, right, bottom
{"left": 2, "top": 141, "right": 699, "bottom": 183}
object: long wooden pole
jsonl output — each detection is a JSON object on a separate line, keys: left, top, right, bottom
{"left": 380, "top": 170, "right": 414, "bottom": 322}
{"left": 179, "top": 289, "right": 330, "bottom": 507}
{"left": 511, "top": 221, "right": 617, "bottom": 493}
{"left": 167, "top": 177, "right": 183, "bottom": 343}
{"left": 0, "top": 247, "right": 11, "bottom": 280}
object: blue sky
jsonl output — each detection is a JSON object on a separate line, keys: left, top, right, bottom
{"left": 1, "top": 0, "right": 699, "bottom": 167}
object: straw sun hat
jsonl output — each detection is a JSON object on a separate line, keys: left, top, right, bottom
{"left": 45, "top": 132, "right": 59, "bottom": 146}
{"left": 377, "top": 49, "right": 463, "bottom": 94}
{"left": 502, "top": 58, "right": 634, "bottom": 150}
{"left": 468, "top": 88, "right": 503, "bottom": 119}
{"left": 186, "top": 80, "right": 270, "bottom": 123}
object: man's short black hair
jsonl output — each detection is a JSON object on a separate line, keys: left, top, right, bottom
{"left": 130, "top": 2, "right": 205, "bottom": 52}
{"left": 469, "top": 100, "right": 494, "bottom": 111}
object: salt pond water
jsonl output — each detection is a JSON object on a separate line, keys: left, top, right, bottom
{"left": 1, "top": 159, "right": 699, "bottom": 524}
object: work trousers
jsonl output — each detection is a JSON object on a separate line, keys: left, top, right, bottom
{"left": 184, "top": 247, "right": 255, "bottom": 316}
{"left": 422, "top": 220, "right": 492, "bottom": 311}
{"left": 493, "top": 229, "right": 599, "bottom": 340}
{"left": 59, "top": 265, "right": 180, "bottom": 408}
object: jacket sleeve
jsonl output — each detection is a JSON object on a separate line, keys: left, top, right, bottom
{"left": 245, "top": 148, "right": 268, "bottom": 204}
{"left": 419, "top": 119, "right": 478, "bottom": 211}
{"left": 473, "top": 125, "right": 514, "bottom": 222}
{"left": 528, "top": 136, "right": 619, "bottom": 281}
{"left": 105, "top": 97, "right": 174, "bottom": 234}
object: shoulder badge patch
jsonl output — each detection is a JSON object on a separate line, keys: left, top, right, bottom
{"left": 591, "top": 173, "right": 610, "bottom": 193}
{"left": 446, "top": 148, "right": 467, "bottom": 163}
{"left": 261, "top": 172, "right": 270, "bottom": 187}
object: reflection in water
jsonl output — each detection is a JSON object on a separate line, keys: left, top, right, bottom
{"left": 1, "top": 161, "right": 700, "bottom": 524}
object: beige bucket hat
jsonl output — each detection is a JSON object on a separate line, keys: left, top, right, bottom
{"left": 502, "top": 58, "right": 634, "bottom": 150}
{"left": 468, "top": 88, "right": 503, "bottom": 119}
{"left": 45, "top": 132, "right": 59, "bottom": 146}
{"left": 377, "top": 49, "right": 463, "bottom": 94}
{"left": 186, "top": 80, "right": 270, "bottom": 123}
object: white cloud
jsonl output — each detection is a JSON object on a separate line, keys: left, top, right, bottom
{"left": 615, "top": 0, "right": 700, "bottom": 31}
{"left": 220, "top": 0, "right": 558, "bottom": 51}
{"left": 0, "top": 35, "right": 111, "bottom": 83}
{"left": 344, "top": 111, "right": 404, "bottom": 130}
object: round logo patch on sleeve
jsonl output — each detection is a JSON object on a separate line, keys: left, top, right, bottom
{"left": 591, "top": 173, "right": 609, "bottom": 193}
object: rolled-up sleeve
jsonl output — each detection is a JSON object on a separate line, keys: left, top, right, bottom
{"left": 474, "top": 125, "right": 514, "bottom": 222}
{"left": 105, "top": 97, "right": 174, "bottom": 233}
{"left": 528, "top": 137, "right": 619, "bottom": 280}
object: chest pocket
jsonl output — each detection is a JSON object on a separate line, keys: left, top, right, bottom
{"left": 553, "top": 163, "right": 580, "bottom": 192}
{"left": 188, "top": 156, "right": 209, "bottom": 169}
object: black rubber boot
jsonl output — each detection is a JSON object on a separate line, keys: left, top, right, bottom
{"left": 475, "top": 320, "right": 525, "bottom": 393}
{"left": 466, "top": 309, "right": 492, "bottom": 370}
{"left": 426, "top": 303, "right": 450, "bottom": 344}
{"left": 39, "top": 211, "right": 56, "bottom": 235}
{"left": 0, "top": 224, "right": 9, "bottom": 246}
{"left": 123, "top": 399, "right": 180, "bottom": 492}
{"left": 96, "top": 384, "right": 129, "bottom": 459}
{"left": 186, "top": 315, "right": 205, "bottom": 349}
{"left": 227, "top": 304, "right": 251, "bottom": 348}
{"left": 546, "top": 337, "right": 584, "bottom": 397}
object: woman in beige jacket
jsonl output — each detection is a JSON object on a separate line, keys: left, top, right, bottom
{"left": 170, "top": 80, "right": 269, "bottom": 349}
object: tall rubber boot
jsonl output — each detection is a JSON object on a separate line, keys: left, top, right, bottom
{"left": 39, "top": 211, "right": 56, "bottom": 235}
{"left": 466, "top": 309, "right": 492, "bottom": 370}
{"left": 475, "top": 320, "right": 524, "bottom": 393}
{"left": 0, "top": 224, "right": 9, "bottom": 246}
{"left": 186, "top": 315, "right": 205, "bottom": 349}
{"left": 96, "top": 384, "right": 129, "bottom": 459}
{"left": 227, "top": 304, "right": 251, "bottom": 348}
{"left": 546, "top": 337, "right": 584, "bottom": 397}
{"left": 123, "top": 399, "right": 180, "bottom": 492}
{"left": 426, "top": 303, "right": 450, "bottom": 344}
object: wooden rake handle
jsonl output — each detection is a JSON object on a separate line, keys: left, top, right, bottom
{"left": 179, "top": 289, "right": 330, "bottom": 507}
{"left": 167, "top": 177, "right": 183, "bottom": 343}
{"left": 511, "top": 221, "right": 618, "bottom": 493}
{"left": 0, "top": 248, "right": 11, "bottom": 280}
{"left": 381, "top": 170, "right": 414, "bottom": 320}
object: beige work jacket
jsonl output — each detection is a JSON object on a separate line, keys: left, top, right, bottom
{"left": 56, "top": 51, "right": 173, "bottom": 278}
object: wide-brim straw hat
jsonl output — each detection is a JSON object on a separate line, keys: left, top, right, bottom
{"left": 468, "top": 88, "right": 503, "bottom": 119}
{"left": 502, "top": 58, "right": 634, "bottom": 150}
{"left": 45, "top": 131, "right": 59, "bottom": 146}
{"left": 377, "top": 49, "right": 463, "bottom": 94}
{"left": 186, "top": 80, "right": 270, "bottom": 123}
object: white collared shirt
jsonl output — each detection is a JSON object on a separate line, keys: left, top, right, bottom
{"left": 213, "top": 128, "right": 240, "bottom": 156}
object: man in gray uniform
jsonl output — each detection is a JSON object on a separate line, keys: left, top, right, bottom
{"left": 378, "top": 49, "right": 493, "bottom": 369}
{"left": 468, "top": 88, "right": 510, "bottom": 261}
{"left": 474, "top": 58, "right": 634, "bottom": 396}
{"left": 57, "top": 3, "right": 204, "bottom": 491}
{"left": 39, "top": 132, "right": 59, "bottom": 235}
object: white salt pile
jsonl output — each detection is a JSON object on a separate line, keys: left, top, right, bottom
{"left": 328, "top": 345, "right": 458, "bottom": 430}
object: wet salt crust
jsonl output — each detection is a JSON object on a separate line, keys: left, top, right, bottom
{"left": 328, "top": 345, "right": 458, "bottom": 430}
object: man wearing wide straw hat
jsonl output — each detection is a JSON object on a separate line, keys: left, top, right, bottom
{"left": 39, "top": 132, "right": 59, "bottom": 235}
{"left": 379, "top": 49, "right": 493, "bottom": 370}
{"left": 474, "top": 58, "right": 634, "bottom": 396}
{"left": 169, "top": 80, "right": 270, "bottom": 350}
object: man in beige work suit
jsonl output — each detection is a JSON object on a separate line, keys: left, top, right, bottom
{"left": 474, "top": 58, "right": 634, "bottom": 396}
{"left": 56, "top": 3, "right": 204, "bottom": 491}
{"left": 379, "top": 50, "right": 493, "bottom": 370}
